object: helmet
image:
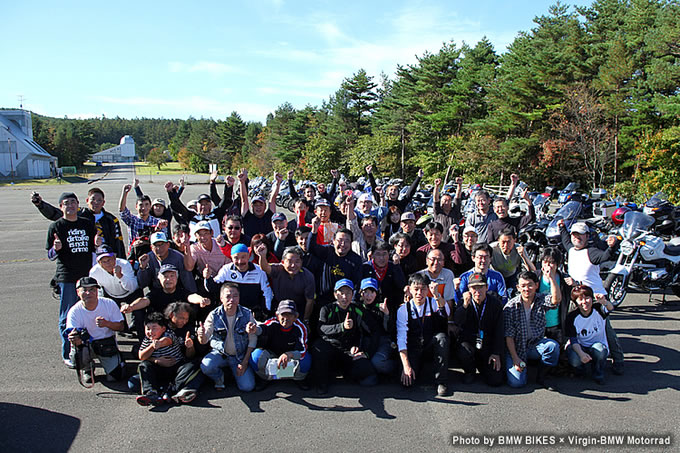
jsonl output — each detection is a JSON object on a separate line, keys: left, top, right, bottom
{"left": 611, "top": 206, "right": 631, "bottom": 226}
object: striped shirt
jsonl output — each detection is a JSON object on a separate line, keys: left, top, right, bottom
{"left": 140, "top": 330, "right": 184, "bottom": 362}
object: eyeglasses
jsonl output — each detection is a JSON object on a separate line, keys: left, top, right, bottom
{"left": 227, "top": 226, "right": 241, "bottom": 230}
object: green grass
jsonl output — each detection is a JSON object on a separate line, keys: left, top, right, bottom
{"left": 134, "top": 161, "right": 207, "bottom": 176}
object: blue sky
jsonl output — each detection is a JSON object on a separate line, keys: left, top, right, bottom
{"left": 3, "top": 0, "right": 592, "bottom": 123}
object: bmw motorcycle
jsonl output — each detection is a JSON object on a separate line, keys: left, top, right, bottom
{"left": 604, "top": 210, "right": 680, "bottom": 306}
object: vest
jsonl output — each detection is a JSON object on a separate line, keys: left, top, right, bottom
{"left": 209, "top": 305, "right": 252, "bottom": 362}
{"left": 406, "top": 298, "right": 447, "bottom": 348}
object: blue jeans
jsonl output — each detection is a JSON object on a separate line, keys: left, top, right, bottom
{"left": 371, "top": 337, "right": 396, "bottom": 375}
{"left": 506, "top": 338, "right": 559, "bottom": 388}
{"left": 201, "top": 351, "right": 255, "bottom": 392}
{"left": 250, "top": 349, "right": 312, "bottom": 380}
{"left": 58, "top": 282, "right": 78, "bottom": 360}
{"left": 567, "top": 342, "right": 608, "bottom": 381}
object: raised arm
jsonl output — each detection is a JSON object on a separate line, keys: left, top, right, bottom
{"left": 238, "top": 168, "right": 250, "bottom": 215}
{"left": 31, "top": 193, "right": 63, "bottom": 221}
{"left": 506, "top": 173, "right": 519, "bottom": 201}
{"left": 365, "top": 165, "right": 381, "bottom": 204}
{"left": 119, "top": 184, "right": 132, "bottom": 213}
{"left": 166, "top": 181, "right": 193, "bottom": 222}
{"left": 402, "top": 168, "right": 423, "bottom": 205}
{"left": 133, "top": 178, "right": 143, "bottom": 199}
{"left": 287, "top": 170, "right": 299, "bottom": 200}
{"left": 269, "top": 172, "right": 283, "bottom": 213}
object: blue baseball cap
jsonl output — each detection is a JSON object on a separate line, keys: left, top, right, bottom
{"left": 231, "top": 243, "right": 249, "bottom": 255}
{"left": 360, "top": 278, "right": 378, "bottom": 292}
{"left": 334, "top": 279, "right": 354, "bottom": 292}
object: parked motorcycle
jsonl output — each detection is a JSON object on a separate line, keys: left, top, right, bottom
{"left": 604, "top": 210, "right": 680, "bottom": 306}
{"left": 643, "top": 192, "right": 680, "bottom": 238}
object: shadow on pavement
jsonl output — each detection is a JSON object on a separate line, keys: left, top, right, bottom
{"left": 0, "top": 402, "right": 80, "bottom": 453}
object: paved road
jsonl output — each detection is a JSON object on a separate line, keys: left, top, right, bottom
{"left": 0, "top": 165, "right": 678, "bottom": 452}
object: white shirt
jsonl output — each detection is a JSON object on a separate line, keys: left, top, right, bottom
{"left": 89, "top": 258, "right": 138, "bottom": 298}
{"left": 568, "top": 247, "right": 606, "bottom": 294}
{"left": 66, "top": 297, "right": 124, "bottom": 341}
{"left": 396, "top": 298, "right": 451, "bottom": 351}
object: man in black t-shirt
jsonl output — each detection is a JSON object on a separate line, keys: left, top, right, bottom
{"left": 46, "top": 192, "right": 100, "bottom": 366}
{"left": 238, "top": 169, "right": 282, "bottom": 237}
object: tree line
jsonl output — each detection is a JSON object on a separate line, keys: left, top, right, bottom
{"left": 31, "top": 0, "right": 680, "bottom": 202}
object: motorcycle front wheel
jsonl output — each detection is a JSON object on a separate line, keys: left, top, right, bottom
{"left": 604, "top": 273, "right": 628, "bottom": 307}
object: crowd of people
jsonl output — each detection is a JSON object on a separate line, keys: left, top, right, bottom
{"left": 31, "top": 167, "right": 625, "bottom": 406}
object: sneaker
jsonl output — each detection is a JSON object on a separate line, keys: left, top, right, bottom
{"left": 64, "top": 359, "right": 75, "bottom": 369}
{"left": 136, "top": 391, "right": 161, "bottom": 406}
{"left": 82, "top": 371, "right": 93, "bottom": 385}
{"left": 436, "top": 384, "right": 449, "bottom": 396}
{"left": 172, "top": 388, "right": 197, "bottom": 404}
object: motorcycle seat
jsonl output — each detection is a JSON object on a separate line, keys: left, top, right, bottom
{"left": 663, "top": 244, "right": 680, "bottom": 256}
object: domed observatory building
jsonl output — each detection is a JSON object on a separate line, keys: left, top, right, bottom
{"left": 91, "top": 135, "right": 136, "bottom": 163}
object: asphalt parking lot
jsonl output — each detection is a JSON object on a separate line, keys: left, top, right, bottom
{"left": 0, "top": 164, "right": 678, "bottom": 452}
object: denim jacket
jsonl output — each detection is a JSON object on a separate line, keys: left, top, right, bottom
{"left": 209, "top": 305, "right": 253, "bottom": 362}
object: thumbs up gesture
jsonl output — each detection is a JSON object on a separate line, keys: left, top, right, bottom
{"left": 184, "top": 331, "right": 194, "bottom": 349}
{"left": 197, "top": 321, "right": 206, "bottom": 339}
{"left": 343, "top": 311, "right": 353, "bottom": 330}
{"left": 94, "top": 232, "right": 103, "bottom": 247}
{"left": 53, "top": 233, "right": 62, "bottom": 251}
{"left": 202, "top": 263, "right": 211, "bottom": 279}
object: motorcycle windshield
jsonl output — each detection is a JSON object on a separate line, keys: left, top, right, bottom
{"left": 554, "top": 200, "right": 580, "bottom": 221}
{"left": 533, "top": 194, "right": 547, "bottom": 207}
{"left": 646, "top": 192, "right": 668, "bottom": 208}
{"left": 621, "top": 211, "right": 654, "bottom": 240}
{"left": 564, "top": 182, "right": 578, "bottom": 192}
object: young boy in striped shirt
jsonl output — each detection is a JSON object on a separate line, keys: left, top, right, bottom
{"left": 136, "top": 312, "right": 199, "bottom": 406}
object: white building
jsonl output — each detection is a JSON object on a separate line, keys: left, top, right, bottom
{"left": 0, "top": 110, "right": 57, "bottom": 179}
{"left": 91, "top": 135, "right": 136, "bottom": 163}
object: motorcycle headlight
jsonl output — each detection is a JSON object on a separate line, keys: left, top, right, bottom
{"left": 619, "top": 240, "right": 634, "bottom": 255}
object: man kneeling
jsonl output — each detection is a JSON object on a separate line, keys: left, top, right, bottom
{"left": 397, "top": 273, "right": 451, "bottom": 397}
{"left": 198, "top": 283, "right": 258, "bottom": 392}
{"left": 249, "top": 300, "right": 311, "bottom": 390}
{"left": 66, "top": 277, "right": 125, "bottom": 385}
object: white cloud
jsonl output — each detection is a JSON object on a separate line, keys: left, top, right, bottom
{"left": 168, "top": 61, "right": 236, "bottom": 75}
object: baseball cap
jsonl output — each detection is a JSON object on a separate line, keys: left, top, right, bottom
{"left": 150, "top": 232, "right": 169, "bottom": 244}
{"left": 76, "top": 276, "right": 99, "bottom": 289}
{"left": 468, "top": 272, "right": 488, "bottom": 287}
{"left": 231, "top": 243, "right": 249, "bottom": 255}
{"left": 252, "top": 195, "right": 266, "bottom": 204}
{"left": 358, "top": 193, "right": 373, "bottom": 203}
{"left": 158, "top": 263, "right": 179, "bottom": 274}
{"left": 187, "top": 199, "right": 199, "bottom": 208}
{"left": 95, "top": 245, "right": 116, "bottom": 260}
{"left": 400, "top": 212, "right": 416, "bottom": 222}
{"left": 197, "top": 194, "right": 211, "bottom": 202}
{"left": 58, "top": 192, "right": 78, "bottom": 204}
{"left": 194, "top": 220, "right": 212, "bottom": 232}
{"left": 151, "top": 198, "right": 166, "bottom": 208}
{"left": 334, "top": 279, "right": 354, "bottom": 292}
{"left": 276, "top": 300, "right": 298, "bottom": 316}
{"left": 271, "top": 212, "right": 287, "bottom": 223}
{"left": 314, "top": 197, "right": 330, "bottom": 207}
{"left": 570, "top": 223, "right": 589, "bottom": 235}
{"left": 462, "top": 225, "right": 478, "bottom": 236}
{"left": 360, "top": 278, "right": 378, "bottom": 292}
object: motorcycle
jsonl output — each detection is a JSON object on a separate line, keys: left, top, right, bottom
{"left": 643, "top": 192, "right": 680, "bottom": 238}
{"left": 604, "top": 210, "right": 680, "bottom": 306}
{"left": 558, "top": 182, "right": 580, "bottom": 205}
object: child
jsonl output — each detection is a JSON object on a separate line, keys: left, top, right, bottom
{"left": 136, "top": 312, "right": 200, "bottom": 406}
{"left": 565, "top": 285, "right": 614, "bottom": 385}
{"left": 357, "top": 278, "right": 396, "bottom": 376}
{"left": 311, "top": 279, "right": 377, "bottom": 395}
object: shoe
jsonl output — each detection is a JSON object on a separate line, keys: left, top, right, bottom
{"left": 295, "top": 379, "right": 311, "bottom": 391}
{"left": 172, "top": 388, "right": 197, "bottom": 404}
{"left": 436, "top": 384, "right": 448, "bottom": 396}
{"left": 82, "top": 371, "right": 93, "bottom": 385}
{"left": 136, "top": 391, "right": 161, "bottom": 406}
{"left": 316, "top": 383, "right": 328, "bottom": 395}
{"left": 612, "top": 362, "right": 624, "bottom": 376}
{"left": 64, "top": 359, "right": 75, "bottom": 369}
{"left": 462, "top": 373, "right": 475, "bottom": 384}
{"left": 214, "top": 383, "right": 226, "bottom": 391}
